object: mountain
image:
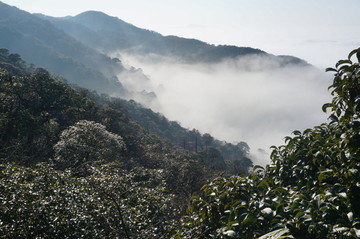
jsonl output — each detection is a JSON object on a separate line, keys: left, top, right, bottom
{"left": 0, "top": 47, "right": 252, "bottom": 173}
{"left": 1, "top": 26, "right": 359, "bottom": 237}
{"left": 0, "top": 2, "right": 129, "bottom": 96}
{"left": 38, "top": 11, "right": 308, "bottom": 65}
{"left": 0, "top": 51, "right": 252, "bottom": 237}
{"left": 0, "top": 0, "right": 309, "bottom": 101}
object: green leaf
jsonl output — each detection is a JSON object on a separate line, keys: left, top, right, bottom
{"left": 325, "top": 67, "right": 337, "bottom": 72}
{"left": 242, "top": 213, "right": 257, "bottom": 225}
{"left": 318, "top": 169, "right": 333, "bottom": 181}
{"left": 258, "top": 180, "right": 270, "bottom": 191}
{"left": 348, "top": 48, "right": 360, "bottom": 60}
{"left": 329, "top": 114, "right": 338, "bottom": 122}
{"left": 257, "top": 228, "right": 293, "bottom": 239}
{"left": 261, "top": 207, "right": 273, "bottom": 216}
{"left": 336, "top": 59, "right": 352, "bottom": 68}
{"left": 284, "top": 136, "right": 292, "bottom": 143}
{"left": 253, "top": 165, "right": 265, "bottom": 171}
{"left": 294, "top": 211, "right": 306, "bottom": 219}
{"left": 322, "top": 103, "right": 332, "bottom": 113}
{"left": 223, "top": 230, "right": 236, "bottom": 237}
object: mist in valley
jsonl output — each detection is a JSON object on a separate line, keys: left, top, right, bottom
{"left": 117, "top": 53, "right": 332, "bottom": 165}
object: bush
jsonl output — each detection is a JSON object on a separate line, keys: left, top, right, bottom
{"left": 0, "top": 163, "right": 179, "bottom": 238}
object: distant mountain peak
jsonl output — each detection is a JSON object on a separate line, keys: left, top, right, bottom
{"left": 75, "top": 10, "right": 110, "bottom": 17}
{"left": 71, "top": 10, "right": 133, "bottom": 31}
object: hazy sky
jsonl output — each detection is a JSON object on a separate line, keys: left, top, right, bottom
{"left": 2, "top": 0, "right": 360, "bottom": 68}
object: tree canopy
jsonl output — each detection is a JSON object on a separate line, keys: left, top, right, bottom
{"left": 0, "top": 49, "right": 254, "bottom": 237}
{"left": 1, "top": 47, "right": 359, "bottom": 238}
{"left": 53, "top": 120, "right": 126, "bottom": 176}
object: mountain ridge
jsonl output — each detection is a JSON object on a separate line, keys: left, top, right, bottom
{"left": 0, "top": 1, "right": 129, "bottom": 96}
{"left": 41, "top": 10, "right": 308, "bottom": 65}
{"left": 0, "top": 0, "right": 310, "bottom": 103}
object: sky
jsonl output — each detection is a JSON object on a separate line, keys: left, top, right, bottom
{"left": 2, "top": 0, "right": 359, "bottom": 164}
{"left": 2, "top": 0, "right": 360, "bottom": 68}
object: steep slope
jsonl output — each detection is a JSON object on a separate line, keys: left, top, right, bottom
{"left": 0, "top": 49, "right": 254, "bottom": 226}
{"left": 0, "top": 48, "right": 253, "bottom": 174}
{"left": 0, "top": 2, "right": 127, "bottom": 95}
{"left": 42, "top": 11, "right": 308, "bottom": 65}
{"left": 0, "top": 52, "right": 201, "bottom": 237}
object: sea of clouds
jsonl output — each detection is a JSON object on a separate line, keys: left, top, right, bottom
{"left": 117, "top": 53, "right": 333, "bottom": 165}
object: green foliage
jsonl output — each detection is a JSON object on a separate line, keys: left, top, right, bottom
{"left": 121, "top": 99, "right": 253, "bottom": 174}
{"left": 0, "top": 48, "right": 32, "bottom": 75}
{"left": 0, "top": 68, "right": 98, "bottom": 164}
{"left": 177, "top": 49, "right": 360, "bottom": 239}
{"left": 177, "top": 169, "right": 291, "bottom": 239}
{"left": 4, "top": 47, "right": 355, "bottom": 238}
{"left": 88, "top": 164, "right": 180, "bottom": 238}
{"left": 0, "top": 52, "right": 242, "bottom": 237}
{"left": 199, "top": 147, "right": 227, "bottom": 171}
{"left": 0, "top": 163, "right": 107, "bottom": 238}
{"left": 0, "top": 163, "right": 178, "bottom": 238}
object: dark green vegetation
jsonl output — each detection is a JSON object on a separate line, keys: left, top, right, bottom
{"left": 1, "top": 46, "right": 359, "bottom": 238}
{"left": 103, "top": 98, "right": 253, "bottom": 175}
{"left": 0, "top": 3, "right": 358, "bottom": 237}
{"left": 0, "top": 49, "right": 252, "bottom": 238}
{"left": 1, "top": 164, "right": 177, "bottom": 238}
{"left": 176, "top": 49, "right": 360, "bottom": 238}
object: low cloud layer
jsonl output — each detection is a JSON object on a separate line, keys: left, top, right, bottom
{"left": 118, "top": 53, "right": 332, "bottom": 165}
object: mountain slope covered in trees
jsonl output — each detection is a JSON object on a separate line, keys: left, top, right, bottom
{"left": 0, "top": 49, "right": 252, "bottom": 193}
{"left": 40, "top": 10, "right": 308, "bottom": 65}
{"left": 1, "top": 2, "right": 358, "bottom": 238}
{"left": 0, "top": 2, "right": 130, "bottom": 96}
{"left": 1, "top": 47, "right": 359, "bottom": 238}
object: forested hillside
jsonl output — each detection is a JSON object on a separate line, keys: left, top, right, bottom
{"left": 0, "top": 49, "right": 253, "bottom": 237}
{"left": 0, "top": 2, "right": 131, "bottom": 96}
{"left": 1, "top": 46, "right": 359, "bottom": 238}
{"left": 0, "top": 3, "right": 358, "bottom": 238}
{"left": 0, "top": 40, "right": 359, "bottom": 239}
{"left": 98, "top": 98, "right": 253, "bottom": 174}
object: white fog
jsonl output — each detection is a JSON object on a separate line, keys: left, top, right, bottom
{"left": 117, "top": 53, "right": 332, "bottom": 165}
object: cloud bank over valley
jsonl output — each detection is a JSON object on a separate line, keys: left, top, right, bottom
{"left": 117, "top": 53, "right": 332, "bottom": 165}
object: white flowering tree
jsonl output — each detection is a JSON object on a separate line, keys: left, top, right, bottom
{"left": 53, "top": 120, "right": 125, "bottom": 175}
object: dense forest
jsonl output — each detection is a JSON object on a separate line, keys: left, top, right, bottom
{"left": 0, "top": 1, "right": 358, "bottom": 238}
{"left": 0, "top": 49, "right": 253, "bottom": 238}
{"left": 1, "top": 45, "right": 360, "bottom": 238}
